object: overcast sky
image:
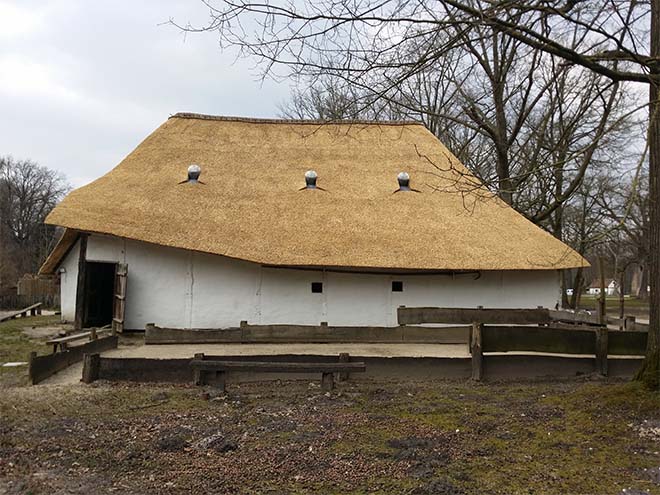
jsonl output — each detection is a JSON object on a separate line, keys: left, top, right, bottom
{"left": 0, "top": 0, "right": 290, "bottom": 187}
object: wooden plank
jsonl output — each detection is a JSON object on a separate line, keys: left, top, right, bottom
{"left": 29, "top": 335, "right": 118, "bottom": 384}
{"left": 0, "top": 303, "right": 43, "bottom": 323}
{"left": 397, "top": 307, "right": 550, "bottom": 325}
{"left": 482, "top": 326, "right": 596, "bottom": 354}
{"left": 144, "top": 323, "right": 470, "bottom": 345}
{"left": 608, "top": 331, "right": 648, "bottom": 355}
{"left": 338, "top": 352, "right": 350, "bottom": 381}
{"left": 471, "top": 323, "right": 483, "bottom": 381}
{"left": 47, "top": 328, "right": 110, "bottom": 346}
{"left": 193, "top": 353, "right": 204, "bottom": 386}
{"left": 112, "top": 263, "right": 127, "bottom": 334}
{"left": 189, "top": 360, "right": 367, "bottom": 373}
{"left": 47, "top": 331, "right": 94, "bottom": 345}
{"left": 74, "top": 234, "right": 88, "bottom": 330}
{"left": 548, "top": 309, "right": 601, "bottom": 326}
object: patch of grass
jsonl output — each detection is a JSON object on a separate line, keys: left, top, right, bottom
{"left": 578, "top": 295, "right": 649, "bottom": 315}
{"left": 0, "top": 315, "right": 61, "bottom": 386}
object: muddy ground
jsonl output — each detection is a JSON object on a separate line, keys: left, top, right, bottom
{"left": 1, "top": 379, "right": 659, "bottom": 495}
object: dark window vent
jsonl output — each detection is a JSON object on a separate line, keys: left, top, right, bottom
{"left": 392, "top": 281, "right": 404, "bottom": 292}
{"left": 311, "top": 282, "right": 323, "bottom": 293}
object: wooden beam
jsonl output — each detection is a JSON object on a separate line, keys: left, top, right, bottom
{"left": 82, "top": 353, "right": 100, "bottom": 384}
{"left": 74, "top": 234, "right": 88, "bottom": 331}
{"left": 595, "top": 327, "right": 609, "bottom": 376}
{"left": 397, "top": 307, "right": 550, "bottom": 325}
{"left": 338, "top": 352, "right": 350, "bottom": 381}
{"left": 145, "top": 323, "right": 470, "bottom": 345}
{"left": 321, "top": 372, "right": 334, "bottom": 391}
{"left": 193, "top": 353, "right": 204, "bottom": 386}
{"left": 471, "top": 323, "right": 483, "bottom": 381}
{"left": 189, "top": 360, "right": 367, "bottom": 373}
{"left": 548, "top": 310, "right": 601, "bottom": 326}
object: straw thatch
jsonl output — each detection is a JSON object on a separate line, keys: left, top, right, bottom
{"left": 43, "top": 113, "right": 587, "bottom": 273}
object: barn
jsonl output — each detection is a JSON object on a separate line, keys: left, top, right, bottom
{"left": 40, "top": 113, "right": 586, "bottom": 332}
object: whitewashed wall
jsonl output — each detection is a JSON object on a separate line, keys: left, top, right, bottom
{"left": 59, "top": 234, "right": 561, "bottom": 328}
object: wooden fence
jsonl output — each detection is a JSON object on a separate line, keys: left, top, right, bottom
{"left": 17, "top": 275, "right": 57, "bottom": 299}
{"left": 145, "top": 322, "right": 470, "bottom": 344}
{"left": 28, "top": 335, "right": 118, "bottom": 384}
{"left": 0, "top": 293, "right": 59, "bottom": 310}
{"left": 397, "top": 306, "right": 647, "bottom": 380}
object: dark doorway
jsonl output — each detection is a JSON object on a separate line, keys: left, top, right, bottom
{"left": 83, "top": 262, "right": 116, "bottom": 328}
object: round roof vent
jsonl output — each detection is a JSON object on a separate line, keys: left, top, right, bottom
{"left": 397, "top": 171, "right": 411, "bottom": 191}
{"left": 187, "top": 164, "right": 201, "bottom": 183}
{"left": 305, "top": 170, "right": 318, "bottom": 189}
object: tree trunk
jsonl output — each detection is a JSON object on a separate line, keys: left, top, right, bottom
{"left": 639, "top": 264, "right": 649, "bottom": 301}
{"left": 561, "top": 270, "right": 571, "bottom": 308}
{"left": 570, "top": 266, "right": 584, "bottom": 309}
{"left": 635, "top": 0, "right": 660, "bottom": 390}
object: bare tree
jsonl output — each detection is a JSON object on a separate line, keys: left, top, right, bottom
{"left": 0, "top": 157, "right": 69, "bottom": 291}
{"left": 178, "top": 0, "right": 659, "bottom": 387}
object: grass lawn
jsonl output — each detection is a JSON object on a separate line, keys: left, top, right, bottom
{"left": 578, "top": 296, "right": 650, "bottom": 317}
{"left": 0, "top": 315, "right": 63, "bottom": 387}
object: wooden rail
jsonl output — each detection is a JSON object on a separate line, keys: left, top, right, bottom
{"left": 145, "top": 323, "right": 470, "bottom": 344}
{"left": 46, "top": 327, "right": 110, "bottom": 353}
{"left": 397, "top": 306, "right": 613, "bottom": 327}
{"left": 189, "top": 357, "right": 366, "bottom": 391}
{"left": 397, "top": 306, "right": 647, "bottom": 381}
{"left": 0, "top": 303, "right": 42, "bottom": 323}
{"left": 29, "top": 335, "right": 118, "bottom": 384}
{"left": 397, "top": 306, "right": 551, "bottom": 325}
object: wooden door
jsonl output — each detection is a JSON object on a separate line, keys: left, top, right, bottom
{"left": 112, "top": 263, "right": 128, "bottom": 334}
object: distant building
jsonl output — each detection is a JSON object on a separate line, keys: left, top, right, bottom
{"left": 587, "top": 279, "right": 618, "bottom": 296}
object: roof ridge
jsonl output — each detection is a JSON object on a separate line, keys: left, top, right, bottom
{"left": 169, "top": 112, "right": 424, "bottom": 126}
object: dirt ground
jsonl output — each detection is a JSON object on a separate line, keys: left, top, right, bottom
{"left": 1, "top": 316, "right": 659, "bottom": 494}
{"left": 0, "top": 379, "right": 659, "bottom": 495}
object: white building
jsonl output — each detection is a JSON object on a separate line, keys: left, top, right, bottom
{"left": 41, "top": 114, "right": 587, "bottom": 331}
{"left": 588, "top": 279, "right": 618, "bottom": 296}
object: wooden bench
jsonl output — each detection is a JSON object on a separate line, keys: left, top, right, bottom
{"left": 47, "top": 328, "right": 109, "bottom": 353}
{"left": 190, "top": 356, "right": 367, "bottom": 392}
{"left": 0, "top": 303, "right": 42, "bottom": 323}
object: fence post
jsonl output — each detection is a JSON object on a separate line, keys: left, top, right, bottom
{"left": 338, "top": 352, "right": 350, "bottom": 381}
{"left": 82, "top": 353, "right": 101, "bottom": 383}
{"left": 471, "top": 322, "right": 483, "bottom": 381}
{"left": 595, "top": 327, "right": 608, "bottom": 376}
{"left": 193, "top": 353, "right": 205, "bottom": 386}
{"left": 624, "top": 315, "right": 636, "bottom": 331}
{"left": 28, "top": 351, "right": 37, "bottom": 385}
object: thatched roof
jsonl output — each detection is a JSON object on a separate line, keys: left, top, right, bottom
{"left": 42, "top": 113, "right": 587, "bottom": 273}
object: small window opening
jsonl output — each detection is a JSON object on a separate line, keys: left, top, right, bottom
{"left": 392, "top": 281, "right": 404, "bottom": 292}
{"left": 311, "top": 282, "right": 323, "bottom": 293}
